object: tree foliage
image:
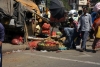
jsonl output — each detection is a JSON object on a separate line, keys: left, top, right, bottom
{"left": 61, "top": 0, "right": 71, "bottom": 10}
{"left": 98, "top": 0, "right": 100, "bottom": 2}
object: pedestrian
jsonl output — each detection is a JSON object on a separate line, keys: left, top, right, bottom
{"left": 77, "top": 6, "right": 92, "bottom": 52}
{"left": 89, "top": 11, "right": 97, "bottom": 39}
{"left": 68, "top": 18, "right": 81, "bottom": 46}
{"left": 78, "top": 10, "right": 83, "bottom": 21}
{"left": 92, "top": 10, "right": 100, "bottom": 53}
{"left": 0, "top": 21, "right": 5, "bottom": 67}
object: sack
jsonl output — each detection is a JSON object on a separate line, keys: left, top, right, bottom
{"left": 28, "top": 41, "right": 41, "bottom": 48}
{"left": 11, "top": 39, "right": 19, "bottom": 45}
{"left": 96, "top": 26, "right": 100, "bottom": 38}
{"left": 42, "top": 23, "right": 50, "bottom": 30}
{"left": 42, "top": 30, "right": 50, "bottom": 34}
{"left": 51, "top": 31, "right": 56, "bottom": 37}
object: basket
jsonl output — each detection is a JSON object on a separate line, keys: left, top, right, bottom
{"left": 37, "top": 42, "right": 59, "bottom": 51}
{"left": 37, "top": 45, "right": 59, "bottom": 51}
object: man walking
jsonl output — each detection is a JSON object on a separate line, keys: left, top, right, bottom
{"left": 77, "top": 7, "right": 92, "bottom": 52}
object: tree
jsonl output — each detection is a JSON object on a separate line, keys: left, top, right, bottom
{"left": 61, "top": 0, "right": 71, "bottom": 10}
{"left": 98, "top": 0, "right": 100, "bottom": 2}
{"left": 44, "top": 0, "right": 71, "bottom": 10}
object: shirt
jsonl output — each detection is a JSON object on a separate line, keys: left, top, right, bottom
{"left": 93, "top": 18, "right": 100, "bottom": 28}
{"left": 78, "top": 13, "right": 92, "bottom": 31}
{"left": 91, "top": 12, "right": 97, "bottom": 23}
{"left": 0, "top": 23, "right": 5, "bottom": 41}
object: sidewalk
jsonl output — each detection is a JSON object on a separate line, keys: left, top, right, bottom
{"left": 2, "top": 43, "right": 29, "bottom": 53}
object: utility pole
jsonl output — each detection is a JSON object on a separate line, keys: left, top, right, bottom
{"left": 45, "top": 0, "right": 48, "bottom": 14}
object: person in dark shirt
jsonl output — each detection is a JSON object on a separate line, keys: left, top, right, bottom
{"left": 89, "top": 11, "right": 97, "bottom": 39}
{"left": 0, "top": 22, "right": 5, "bottom": 67}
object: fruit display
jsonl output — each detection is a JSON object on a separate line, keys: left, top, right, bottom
{"left": 58, "top": 42, "right": 67, "bottom": 50}
{"left": 60, "top": 37, "right": 66, "bottom": 42}
{"left": 56, "top": 32, "right": 62, "bottom": 36}
{"left": 28, "top": 41, "right": 41, "bottom": 48}
{"left": 37, "top": 37, "right": 59, "bottom": 51}
{"left": 51, "top": 31, "right": 57, "bottom": 37}
{"left": 36, "top": 36, "right": 67, "bottom": 51}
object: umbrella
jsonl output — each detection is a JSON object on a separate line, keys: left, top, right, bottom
{"left": 49, "top": 0, "right": 65, "bottom": 20}
{"left": 93, "top": 2, "right": 100, "bottom": 12}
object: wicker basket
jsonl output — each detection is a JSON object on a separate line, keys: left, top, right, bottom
{"left": 37, "top": 42, "right": 59, "bottom": 51}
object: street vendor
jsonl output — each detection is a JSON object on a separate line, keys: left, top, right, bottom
{"left": 58, "top": 18, "right": 78, "bottom": 50}
{"left": 58, "top": 26, "right": 75, "bottom": 50}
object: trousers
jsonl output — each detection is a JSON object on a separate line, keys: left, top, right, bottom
{"left": 81, "top": 31, "right": 89, "bottom": 49}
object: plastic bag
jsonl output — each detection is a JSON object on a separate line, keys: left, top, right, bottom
{"left": 93, "top": 2, "right": 100, "bottom": 12}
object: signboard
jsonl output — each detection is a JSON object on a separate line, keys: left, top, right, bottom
{"left": 79, "top": 0, "right": 87, "bottom": 5}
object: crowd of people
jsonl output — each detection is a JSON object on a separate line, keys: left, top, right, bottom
{"left": 58, "top": 6, "right": 100, "bottom": 53}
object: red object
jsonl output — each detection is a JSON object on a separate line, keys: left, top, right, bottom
{"left": 42, "top": 23, "right": 51, "bottom": 30}
{"left": 50, "top": 15, "right": 65, "bottom": 22}
{"left": 51, "top": 31, "right": 56, "bottom": 36}
{"left": 95, "top": 39, "right": 100, "bottom": 48}
{"left": 45, "top": 41, "right": 57, "bottom": 45}
{"left": 14, "top": 36, "right": 23, "bottom": 43}
{"left": 42, "top": 30, "right": 50, "bottom": 34}
{"left": 28, "top": 41, "right": 41, "bottom": 48}
{"left": 11, "top": 36, "right": 23, "bottom": 45}
{"left": 11, "top": 39, "right": 19, "bottom": 45}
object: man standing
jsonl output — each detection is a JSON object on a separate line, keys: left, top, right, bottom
{"left": 0, "top": 22, "right": 5, "bottom": 67}
{"left": 77, "top": 7, "right": 92, "bottom": 52}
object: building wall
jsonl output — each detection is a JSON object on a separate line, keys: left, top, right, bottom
{"left": 89, "top": 0, "right": 98, "bottom": 8}
{"left": 68, "top": 0, "right": 88, "bottom": 10}
{"left": 68, "top": 0, "right": 77, "bottom": 9}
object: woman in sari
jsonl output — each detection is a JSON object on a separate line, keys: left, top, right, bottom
{"left": 92, "top": 10, "right": 100, "bottom": 53}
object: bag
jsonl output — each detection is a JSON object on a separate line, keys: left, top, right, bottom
{"left": 11, "top": 39, "right": 19, "bottom": 45}
{"left": 96, "top": 26, "right": 100, "bottom": 38}
{"left": 28, "top": 41, "right": 41, "bottom": 48}
{"left": 42, "top": 23, "right": 50, "bottom": 30}
{"left": 42, "top": 30, "right": 50, "bottom": 35}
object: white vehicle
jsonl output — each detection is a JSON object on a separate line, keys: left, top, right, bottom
{"left": 68, "top": 9, "right": 78, "bottom": 21}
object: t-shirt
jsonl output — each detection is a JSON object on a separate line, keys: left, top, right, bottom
{"left": 93, "top": 18, "right": 100, "bottom": 28}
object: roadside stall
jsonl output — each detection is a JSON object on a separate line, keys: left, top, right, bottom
{"left": 0, "top": 0, "right": 67, "bottom": 51}
{"left": 0, "top": 0, "right": 48, "bottom": 43}
{"left": 28, "top": 0, "right": 67, "bottom": 52}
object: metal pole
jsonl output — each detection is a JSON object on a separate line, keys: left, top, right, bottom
{"left": 46, "top": 0, "right": 48, "bottom": 14}
{"left": 46, "top": 0, "right": 47, "bottom": 8}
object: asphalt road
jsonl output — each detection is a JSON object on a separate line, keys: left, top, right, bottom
{"left": 2, "top": 41, "right": 100, "bottom": 67}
